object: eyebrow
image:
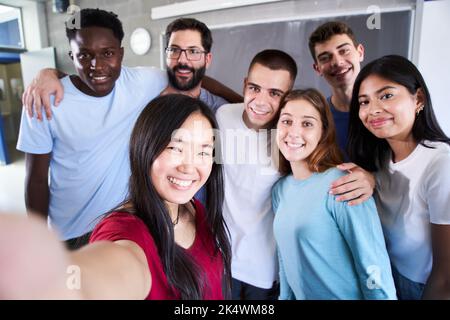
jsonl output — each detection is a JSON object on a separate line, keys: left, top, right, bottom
{"left": 247, "top": 82, "right": 285, "bottom": 94}
{"left": 317, "top": 42, "right": 352, "bottom": 59}
{"left": 171, "top": 137, "right": 213, "bottom": 148}
{"left": 168, "top": 44, "right": 202, "bottom": 49}
{"left": 358, "top": 86, "right": 397, "bottom": 98}
{"left": 280, "top": 113, "right": 318, "bottom": 121}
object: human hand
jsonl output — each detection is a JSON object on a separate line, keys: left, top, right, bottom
{"left": 330, "top": 163, "right": 375, "bottom": 206}
{"left": 22, "top": 68, "right": 64, "bottom": 121}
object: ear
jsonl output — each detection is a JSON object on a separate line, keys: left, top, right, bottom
{"left": 205, "top": 52, "right": 212, "bottom": 69}
{"left": 243, "top": 77, "right": 248, "bottom": 96}
{"left": 415, "top": 87, "right": 426, "bottom": 110}
{"left": 119, "top": 47, "right": 125, "bottom": 63}
{"left": 313, "top": 63, "right": 322, "bottom": 76}
{"left": 357, "top": 44, "right": 365, "bottom": 62}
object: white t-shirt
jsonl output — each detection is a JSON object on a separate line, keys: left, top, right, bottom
{"left": 216, "top": 103, "right": 280, "bottom": 289}
{"left": 375, "top": 141, "right": 450, "bottom": 284}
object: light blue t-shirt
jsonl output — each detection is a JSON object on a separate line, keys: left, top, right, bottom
{"left": 272, "top": 168, "right": 397, "bottom": 300}
{"left": 17, "top": 66, "right": 167, "bottom": 240}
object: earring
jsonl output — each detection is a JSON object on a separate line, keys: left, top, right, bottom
{"left": 416, "top": 105, "right": 424, "bottom": 116}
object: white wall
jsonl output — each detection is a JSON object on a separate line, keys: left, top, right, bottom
{"left": 417, "top": 0, "right": 450, "bottom": 136}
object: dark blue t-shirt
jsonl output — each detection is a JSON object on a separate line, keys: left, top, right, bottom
{"left": 327, "top": 96, "right": 349, "bottom": 160}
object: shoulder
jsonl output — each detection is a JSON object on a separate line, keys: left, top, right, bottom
{"left": 215, "top": 103, "right": 243, "bottom": 118}
{"left": 119, "top": 66, "right": 167, "bottom": 86}
{"left": 319, "top": 167, "right": 346, "bottom": 185}
{"left": 89, "top": 212, "right": 151, "bottom": 244}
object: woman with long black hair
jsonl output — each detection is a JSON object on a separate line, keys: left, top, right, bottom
{"left": 0, "top": 94, "right": 231, "bottom": 299}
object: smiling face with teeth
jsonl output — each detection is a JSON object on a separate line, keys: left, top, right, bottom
{"left": 277, "top": 99, "right": 323, "bottom": 175}
{"left": 166, "top": 29, "right": 212, "bottom": 92}
{"left": 313, "top": 34, "right": 364, "bottom": 91}
{"left": 242, "top": 63, "right": 293, "bottom": 131}
{"left": 150, "top": 112, "right": 214, "bottom": 206}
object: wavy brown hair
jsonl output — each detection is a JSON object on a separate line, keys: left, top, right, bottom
{"left": 275, "top": 89, "right": 343, "bottom": 176}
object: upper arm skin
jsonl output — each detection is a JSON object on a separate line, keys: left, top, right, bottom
{"left": 24, "top": 153, "right": 51, "bottom": 218}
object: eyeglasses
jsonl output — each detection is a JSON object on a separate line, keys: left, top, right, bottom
{"left": 165, "top": 47, "right": 207, "bottom": 61}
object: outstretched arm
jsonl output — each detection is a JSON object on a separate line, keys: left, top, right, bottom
{"left": 202, "top": 75, "right": 243, "bottom": 103}
{"left": 22, "top": 68, "right": 67, "bottom": 121}
{"left": 0, "top": 214, "right": 151, "bottom": 299}
{"left": 330, "top": 162, "right": 375, "bottom": 206}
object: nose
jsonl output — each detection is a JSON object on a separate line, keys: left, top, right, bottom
{"left": 253, "top": 89, "right": 270, "bottom": 106}
{"left": 90, "top": 56, "right": 105, "bottom": 70}
{"left": 331, "top": 54, "right": 344, "bottom": 67}
{"left": 287, "top": 123, "right": 301, "bottom": 138}
{"left": 177, "top": 50, "right": 190, "bottom": 64}
{"left": 368, "top": 100, "right": 383, "bottom": 115}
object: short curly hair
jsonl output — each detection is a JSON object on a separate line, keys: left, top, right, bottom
{"left": 66, "top": 8, "right": 124, "bottom": 44}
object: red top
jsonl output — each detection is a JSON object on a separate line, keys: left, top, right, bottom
{"left": 89, "top": 199, "right": 224, "bottom": 300}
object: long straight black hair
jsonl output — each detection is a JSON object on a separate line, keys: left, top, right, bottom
{"left": 124, "top": 94, "right": 231, "bottom": 299}
{"left": 347, "top": 55, "right": 450, "bottom": 172}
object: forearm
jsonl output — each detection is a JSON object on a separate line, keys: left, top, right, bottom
{"left": 68, "top": 241, "right": 150, "bottom": 300}
{"left": 422, "top": 270, "right": 450, "bottom": 299}
{"left": 202, "top": 75, "right": 243, "bottom": 103}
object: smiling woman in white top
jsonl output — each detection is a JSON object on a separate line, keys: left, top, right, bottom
{"left": 348, "top": 55, "right": 450, "bottom": 300}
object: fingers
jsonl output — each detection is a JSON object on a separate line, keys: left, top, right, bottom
{"left": 348, "top": 194, "right": 371, "bottom": 206}
{"left": 23, "top": 87, "right": 33, "bottom": 118}
{"left": 54, "top": 84, "right": 64, "bottom": 107}
{"left": 33, "top": 90, "right": 43, "bottom": 121}
{"left": 42, "top": 94, "right": 52, "bottom": 121}
{"left": 336, "top": 162, "right": 357, "bottom": 171}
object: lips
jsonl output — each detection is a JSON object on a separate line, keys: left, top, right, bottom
{"left": 167, "top": 176, "right": 195, "bottom": 189}
{"left": 89, "top": 73, "right": 110, "bottom": 84}
{"left": 174, "top": 65, "right": 194, "bottom": 77}
{"left": 284, "top": 140, "right": 305, "bottom": 150}
{"left": 369, "top": 117, "right": 392, "bottom": 129}
{"left": 249, "top": 106, "right": 270, "bottom": 116}
{"left": 330, "top": 66, "right": 352, "bottom": 79}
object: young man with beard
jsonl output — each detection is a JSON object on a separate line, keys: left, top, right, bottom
{"left": 216, "top": 50, "right": 297, "bottom": 300}
{"left": 160, "top": 18, "right": 228, "bottom": 112}
{"left": 17, "top": 9, "right": 167, "bottom": 248}
{"left": 309, "top": 21, "right": 375, "bottom": 206}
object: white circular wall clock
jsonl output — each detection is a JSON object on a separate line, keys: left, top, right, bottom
{"left": 130, "top": 28, "right": 151, "bottom": 55}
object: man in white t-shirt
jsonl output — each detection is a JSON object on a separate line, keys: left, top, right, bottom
{"left": 216, "top": 50, "right": 297, "bottom": 299}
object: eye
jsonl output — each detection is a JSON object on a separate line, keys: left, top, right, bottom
{"left": 104, "top": 50, "right": 114, "bottom": 57}
{"left": 270, "top": 91, "right": 282, "bottom": 98}
{"left": 381, "top": 93, "right": 394, "bottom": 100}
{"left": 77, "top": 52, "right": 90, "bottom": 60}
{"left": 198, "top": 151, "right": 211, "bottom": 157}
{"left": 188, "top": 48, "right": 201, "bottom": 55}
{"left": 340, "top": 48, "right": 350, "bottom": 55}
{"left": 302, "top": 121, "right": 313, "bottom": 127}
{"left": 318, "top": 55, "right": 331, "bottom": 63}
{"left": 167, "top": 146, "right": 182, "bottom": 153}
{"left": 280, "top": 119, "right": 292, "bottom": 125}
{"left": 358, "top": 99, "right": 369, "bottom": 107}
{"left": 248, "top": 86, "right": 260, "bottom": 93}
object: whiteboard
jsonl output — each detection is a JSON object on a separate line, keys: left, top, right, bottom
{"left": 207, "top": 10, "right": 412, "bottom": 97}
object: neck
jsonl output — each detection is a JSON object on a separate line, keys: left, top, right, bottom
{"left": 330, "top": 85, "right": 353, "bottom": 112}
{"left": 165, "top": 201, "right": 180, "bottom": 224}
{"left": 70, "top": 75, "right": 112, "bottom": 97}
{"left": 387, "top": 137, "right": 418, "bottom": 163}
{"left": 290, "top": 160, "right": 313, "bottom": 180}
{"left": 162, "top": 84, "right": 202, "bottom": 99}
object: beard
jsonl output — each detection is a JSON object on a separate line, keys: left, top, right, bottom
{"left": 167, "top": 63, "right": 206, "bottom": 91}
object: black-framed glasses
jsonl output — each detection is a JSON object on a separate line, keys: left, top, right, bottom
{"left": 165, "top": 47, "right": 207, "bottom": 61}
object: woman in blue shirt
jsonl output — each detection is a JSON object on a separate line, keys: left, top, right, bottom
{"left": 272, "top": 89, "right": 396, "bottom": 299}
